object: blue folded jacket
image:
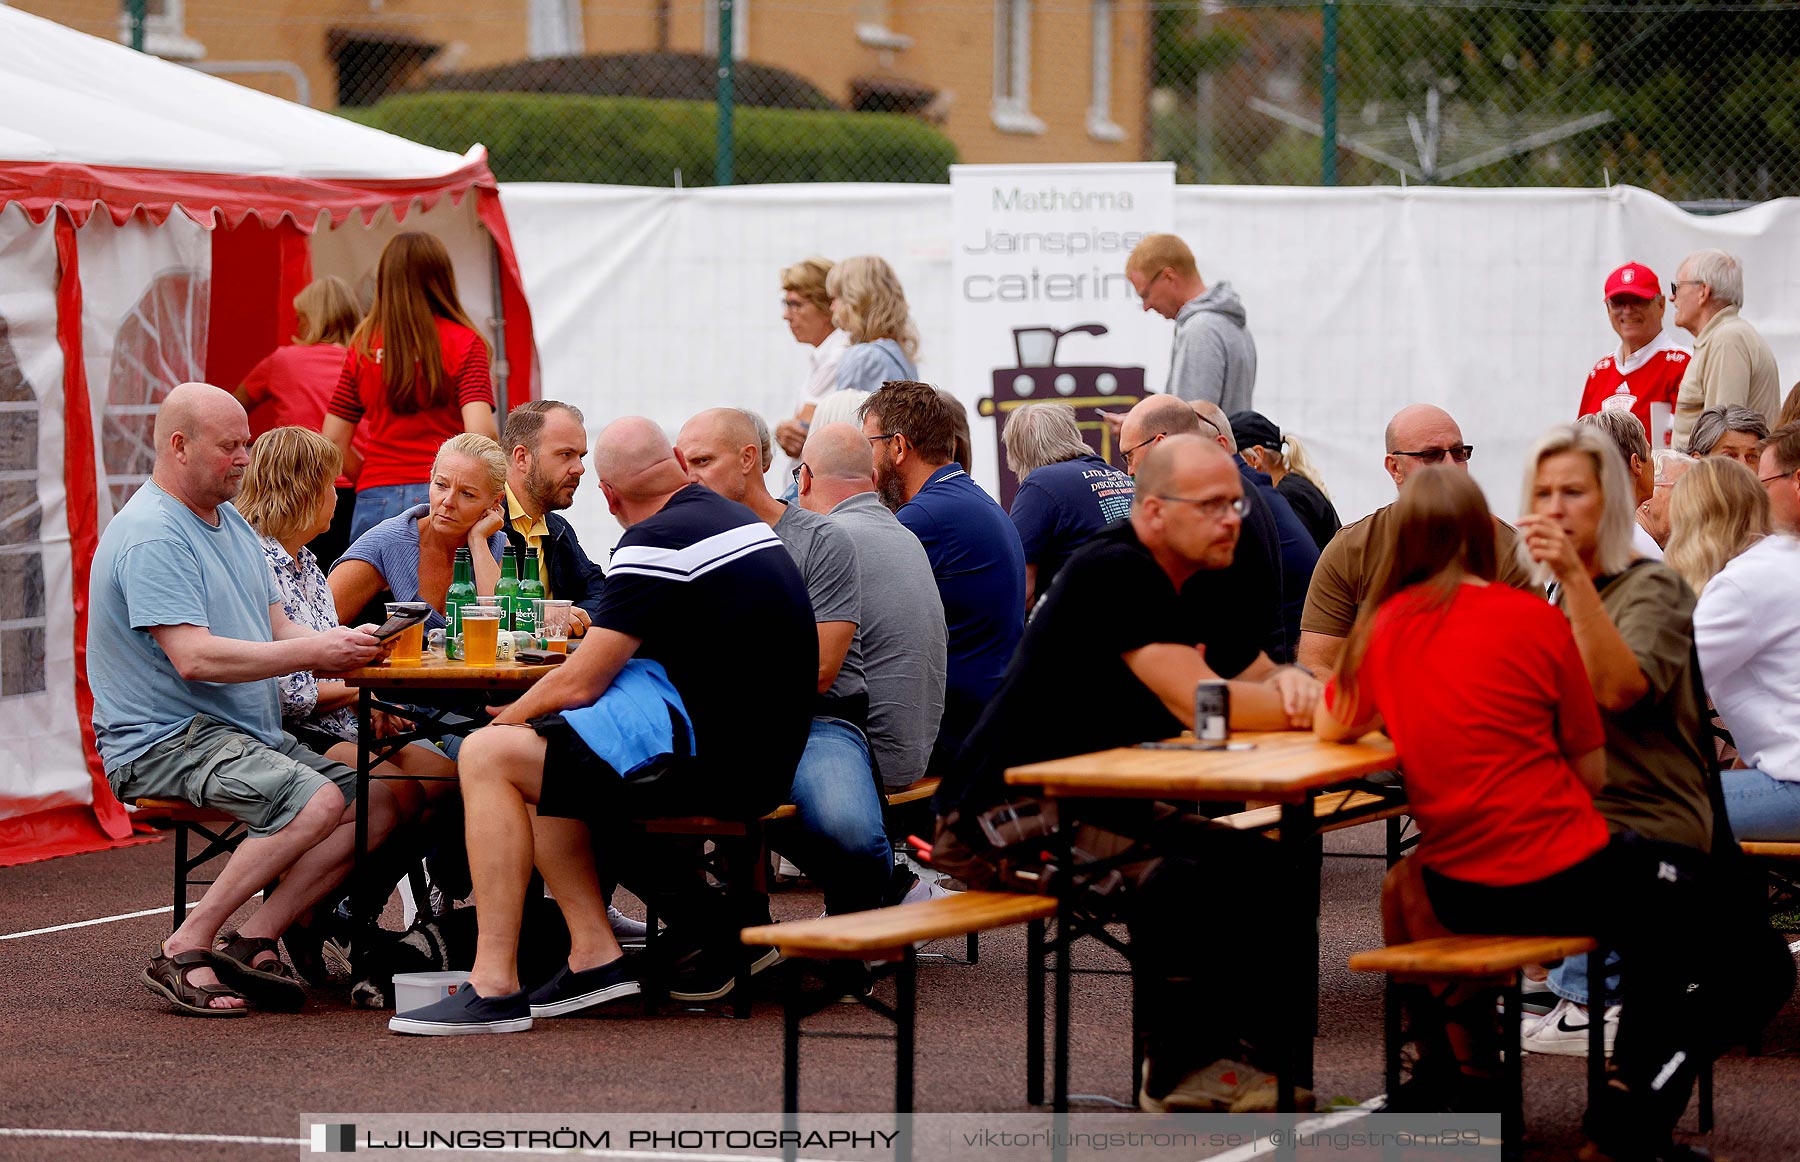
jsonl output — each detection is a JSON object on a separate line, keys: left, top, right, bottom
{"left": 558, "top": 659, "right": 693, "bottom": 776}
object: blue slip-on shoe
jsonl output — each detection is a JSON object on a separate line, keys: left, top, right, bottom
{"left": 387, "top": 983, "right": 532, "bottom": 1036}
{"left": 528, "top": 956, "right": 641, "bottom": 1018}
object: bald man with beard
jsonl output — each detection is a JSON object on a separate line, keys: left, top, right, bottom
{"left": 392, "top": 417, "right": 817, "bottom": 1036}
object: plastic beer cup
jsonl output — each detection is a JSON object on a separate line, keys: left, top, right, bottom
{"left": 537, "top": 599, "right": 573, "bottom": 653}
{"left": 384, "top": 602, "right": 424, "bottom": 666}
{"left": 461, "top": 604, "right": 502, "bottom": 667}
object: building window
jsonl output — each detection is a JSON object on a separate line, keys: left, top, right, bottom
{"left": 529, "top": 0, "right": 584, "bottom": 59}
{"left": 1087, "top": 0, "right": 1126, "bottom": 142}
{"left": 117, "top": 0, "right": 206, "bottom": 61}
{"left": 992, "top": 0, "right": 1044, "bottom": 135}
{"left": 704, "top": 0, "right": 750, "bottom": 62}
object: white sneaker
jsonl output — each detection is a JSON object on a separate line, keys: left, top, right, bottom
{"left": 1521, "top": 997, "right": 1617, "bottom": 1057}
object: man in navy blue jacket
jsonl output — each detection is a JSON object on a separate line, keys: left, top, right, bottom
{"left": 500, "top": 400, "right": 609, "bottom": 628}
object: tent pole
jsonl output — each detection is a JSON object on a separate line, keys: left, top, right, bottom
{"left": 125, "top": 0, "right": 146, "bottom": 52}
{"left": 490, "top": 240, "right": 509, "bottom": 422}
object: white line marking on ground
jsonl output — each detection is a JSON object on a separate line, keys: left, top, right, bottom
{"left": 1199, "top": 1097, "right": 1385, "bottom": 1161}
{"left": 0, "top": 1128, "right": 301, "bottom": 1148}
{"left": 0, "top": 904, "right": 194, "bottom": 941}
{"left": 0, "top": 1127, "right": 835, "bottom": 1160}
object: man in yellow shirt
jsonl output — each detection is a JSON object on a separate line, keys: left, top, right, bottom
{"left": 501, "top": 400, "right": 609, "bottom": 633}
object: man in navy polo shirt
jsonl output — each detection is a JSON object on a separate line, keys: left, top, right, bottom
{"left": 860, "top": 381, "right": 1026, "bottom": 773}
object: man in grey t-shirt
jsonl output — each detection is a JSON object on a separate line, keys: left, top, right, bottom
{"left": 677, "top": 409, "right": 890, "bottom": 923}
{"left": 93, "top": 383, "right": 382, "bottom": 1017}
{"left": 798, "top": 423, "right": 947, "bottom": 790}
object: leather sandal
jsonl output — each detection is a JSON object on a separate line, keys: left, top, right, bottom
{"left": 141, "top": 949, "right": 249, "bottom": 1017}
{"left": 211, "top": 934, "right": 306, "bottom": 1012}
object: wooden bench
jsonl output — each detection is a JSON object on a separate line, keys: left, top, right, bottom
{"left": 1351, "top": 935, "right": 1713, "bottom": 1160}
{"left": 1214, "top": 788, "right": 1414, "bottom": 864}
{"left": 742, "top": 892, "right": 1059, "bottom": 1117}
{"left": 635, "top": 780, "right": 951, "bottom": 1018}
{"left": 132, "top": 798, "right": 249, "bottom": 928}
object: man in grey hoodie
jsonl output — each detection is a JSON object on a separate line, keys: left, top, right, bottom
{"left": 1126, "top": 234, "right": 1257, "bottom": 413}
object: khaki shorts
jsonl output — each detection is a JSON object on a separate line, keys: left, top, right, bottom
{"left": 109, "top": 715, "right": 358, "bottom": 839}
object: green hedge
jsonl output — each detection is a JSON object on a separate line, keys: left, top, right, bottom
{"left": 343, "top": 92, "right": 957, "bottom": 185}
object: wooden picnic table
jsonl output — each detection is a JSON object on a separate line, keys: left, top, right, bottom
{"left": 1004, "top": 730, "right": 1401, "bottom": 1115}
{"left": 321, "top": 649, "right": 559, "bottom": 953}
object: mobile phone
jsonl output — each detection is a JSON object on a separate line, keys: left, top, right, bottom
{"left": 514, "top": 648, "right": 566, "bottom": 665}
{"left": 372, "top": 603, "right": 430, "bottom": 642}
{"left": 1134, "top": 741, "right": 1256, "bottom": 752}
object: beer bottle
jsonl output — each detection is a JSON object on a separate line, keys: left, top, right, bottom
{"left": 496, "top": 546, "right": 520, "bottom": 630}
{"left": 516, "top": 547, "right": 545, "bottom": 641}
{"left": 446, "top": 547, "right": 476, "bottom": 660}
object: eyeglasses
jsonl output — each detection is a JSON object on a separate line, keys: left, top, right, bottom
{"left": 1391, "top": 445, "right": 1474, "bottom": 464}
{"left": 790, "top": 462, "right": 809, "bottom": 483}
{"left": 1669, "top": 280, "right": 1704, "bottom": 297}
{"left": 1759, "top": 469, "right": 1796, "bottom": 485}
{"left": 1120, "top": 434, "right": 1160, "bottom": 470}
{"left": 780, "top": 296, "right": 809, "bottom": 313}
{"left": 868, "top": 433, "right": 898, "bottom": 445}
{"left": 1156, "top": 494, "right": 1251, "bottom": 520}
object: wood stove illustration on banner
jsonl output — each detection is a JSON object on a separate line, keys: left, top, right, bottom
{"left": 977, "top": 323, "right": 1147, "bottom": 508}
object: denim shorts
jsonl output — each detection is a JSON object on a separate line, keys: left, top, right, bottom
{"left": 109, "top": 715, "right": 357, "bottom": 838}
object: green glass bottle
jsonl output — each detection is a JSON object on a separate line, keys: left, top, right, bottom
{"left": 516, "top": 547, "right": 545, "bottom": 641}
{"left": 495, "top": 546, "right": 520, "bottom": 631}
{"left": 445, "top": 546, "right": 476, "bottom": 660}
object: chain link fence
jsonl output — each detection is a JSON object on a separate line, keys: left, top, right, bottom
{"left": 95, "top": 1, "right": 1800, "bottom": 198}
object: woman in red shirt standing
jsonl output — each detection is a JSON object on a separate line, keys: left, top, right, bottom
{"left": 1316, "top": 466, "right": 1761, "bottom": 1162}
{"left": 237, "top": 275, "right": 365, "bottom": 568}
{"left": 324, "top": 232, "right": 499, "bottom": 544}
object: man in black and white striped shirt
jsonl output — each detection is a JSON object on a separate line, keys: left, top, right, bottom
{"left": 391, "top": 416, "right": 816, "bottom": 1036}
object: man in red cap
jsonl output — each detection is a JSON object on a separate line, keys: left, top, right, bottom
{"left": 1577, "top": 261, "right": 1690, "bottom": 449}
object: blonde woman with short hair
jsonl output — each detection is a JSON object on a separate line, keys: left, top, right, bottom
{"left": 1664, "top": 456, "right": 1769, "bottom": 595}
{"left": 329, "top": 433, "right": 509, "bottom": 630}
{"left": 773, "top": 257, "right": 852, "bottom": 478}
{"left": 826, "top": 256, "right": 919, "bottom": 392}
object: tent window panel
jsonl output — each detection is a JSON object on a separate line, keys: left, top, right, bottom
{"left": 2, "top": 624, "right": 45, "bottom": 698}
{"left": 0, "top": 479, "right": 42, "bottom": 547}
{"left": 0, "top": 414, "right": 37, "bottom": 473}
{"left": 0, "top": 551, "right": 44, "bottom": 623}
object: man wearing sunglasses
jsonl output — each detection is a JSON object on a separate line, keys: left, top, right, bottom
{"left": 1297, "top": 404, "right": 1536, "bottom": 672}
{"left": 1669, "top": 249, "right": 1780, "bottom": 451}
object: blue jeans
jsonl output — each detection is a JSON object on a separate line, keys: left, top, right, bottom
{"left": 1722, "top": 767, "right": 1800, "bottom": 841}
{"left": 1548, "top": 947, "right": 1621, "bottom": 1007}
{"left": 781, "top": 717, "right": 890, "bottom": 917}
{"left": 349, "top": 482, "right": 430, "bottom": 545}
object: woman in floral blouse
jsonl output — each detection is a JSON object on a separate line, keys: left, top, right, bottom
{"left": 237, "top": 427, "right": 455, "bottom": 803}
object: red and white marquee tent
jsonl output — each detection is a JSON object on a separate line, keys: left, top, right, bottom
{"left": 0, "top": 5, "right": 535, "bottom": 863}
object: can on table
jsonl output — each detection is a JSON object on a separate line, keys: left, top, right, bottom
{"left": 1194, "top": 680, "right": 1230, "bottom": 741}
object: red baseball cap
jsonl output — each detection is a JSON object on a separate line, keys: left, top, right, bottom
{"left": 1604, "top": 262, "right": 1660, "bottom": 300}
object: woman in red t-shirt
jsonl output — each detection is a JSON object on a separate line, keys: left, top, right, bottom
{"left": 323, "top": 232, "right": 499, "bottom": 544}
{"left": 237, "top": 275, "right": 366, "bottom": 569}
{"left": 1315, "top": 466, "right": 1745, "bottom": 1159}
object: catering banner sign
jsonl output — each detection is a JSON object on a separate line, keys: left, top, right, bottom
{"left": 949, "top": 162, "right": 1175, "bottom": 503}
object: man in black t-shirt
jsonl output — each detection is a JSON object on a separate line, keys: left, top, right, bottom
{"left": 939, "top": 436, "right": 1324, "bottom": 1111}
{"left": 390, "top": 417, "right": 817, "bottom": 1037}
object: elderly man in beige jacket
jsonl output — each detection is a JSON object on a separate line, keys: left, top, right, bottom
{"left": 1669, "top": 248, "right": 1780, "bottom": 449}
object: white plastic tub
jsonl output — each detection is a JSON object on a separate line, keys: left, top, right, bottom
{"left": 392, "top": 970, "right": 468, "bottom": 1015}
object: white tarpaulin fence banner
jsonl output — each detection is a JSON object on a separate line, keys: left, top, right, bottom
{"left": 503, "top": 181, "right": 1800, "bottom": 557}
{"left": 950, "top": 163, "right": 1173, "bottom": 503}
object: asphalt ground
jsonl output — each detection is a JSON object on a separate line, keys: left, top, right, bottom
{"left": 1, "top": 825, "right": 1796, "bottom": 1161}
